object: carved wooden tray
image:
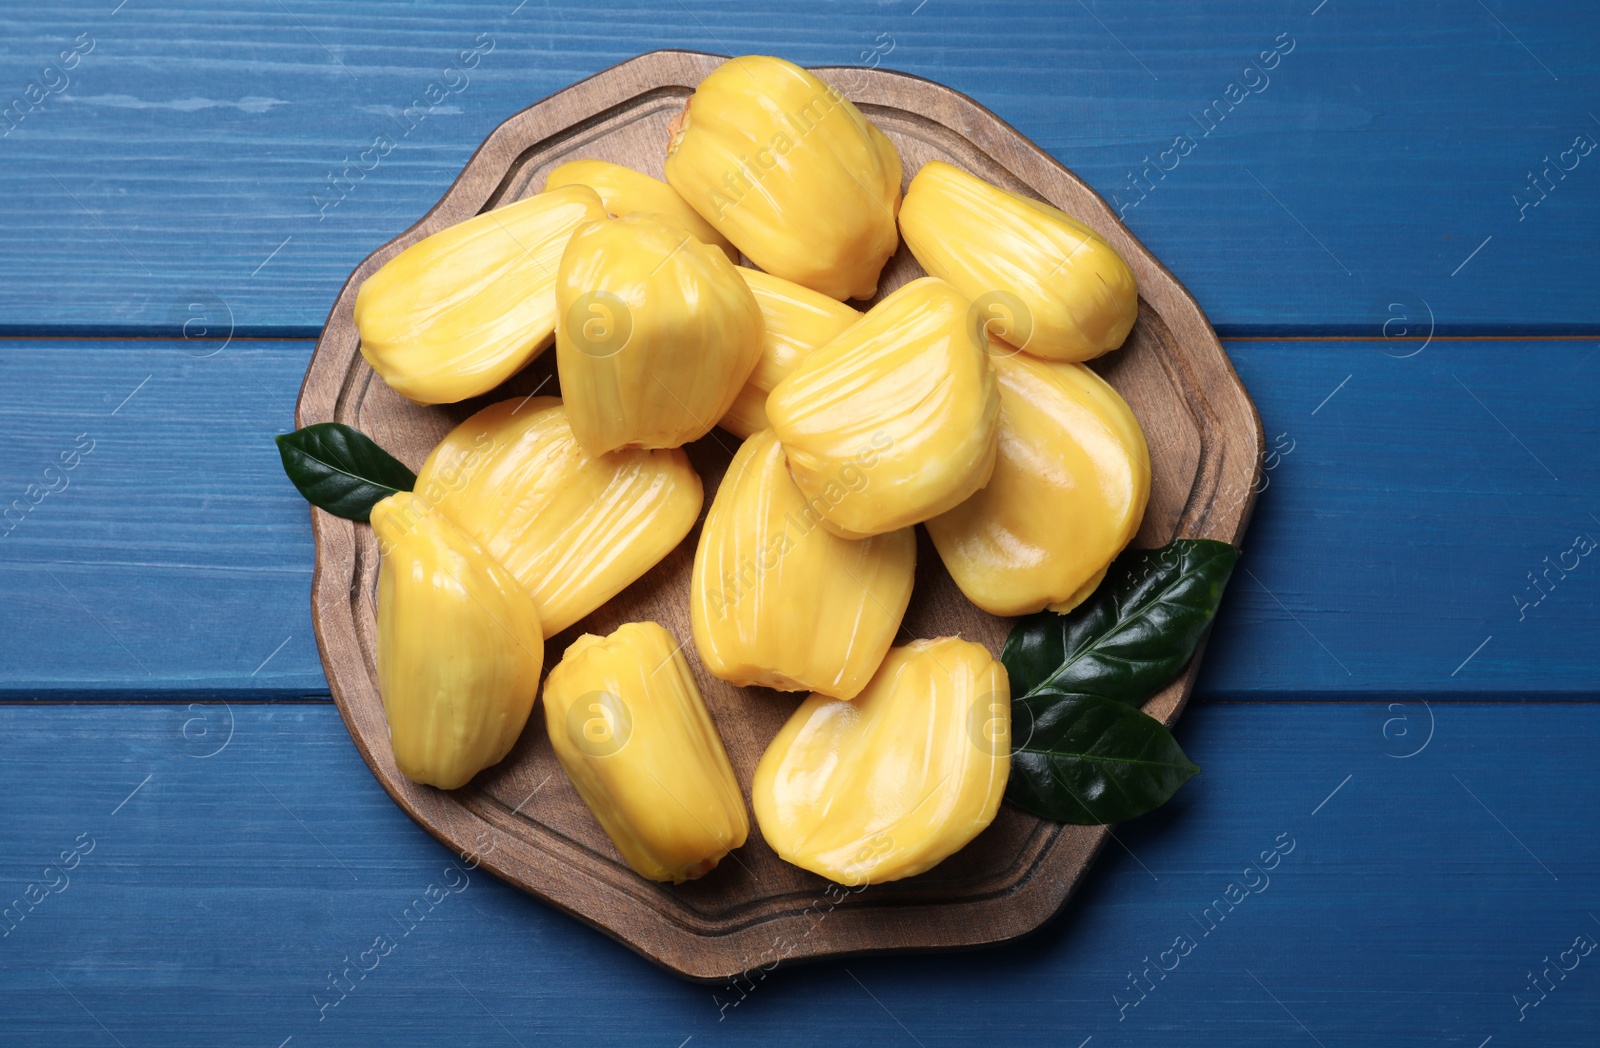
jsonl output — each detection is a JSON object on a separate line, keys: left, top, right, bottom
{"left": 295, "top": 50, "right": 1263, "bottom": 982}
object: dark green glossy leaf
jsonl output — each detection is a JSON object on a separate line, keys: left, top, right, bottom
{"left": 1002, "top": 539, "right": 1239, "bottom": 706}
{"left": 1001, "top": 538, "right": 1237, "bottom": 824}
{"left": 1007, "top": 691, "right": 1200, "bottom": 824}
{"left": 275, "top": 423, "right": 415, "bottom": 521}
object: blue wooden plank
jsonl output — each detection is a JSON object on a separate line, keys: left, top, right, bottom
{"left": 1202, "top": 336, "right": 1600, "bottom": 698}
{"left": 0, "top": 1, "right": 1597, "bottom": 336}
{"left": 0, "top": 701, "right": 1596, "bottom": 1046}
{"left": 2, "top": 336, "right": 1596, "bottom": 700}
{"left": 0, "top": 338, "right": 326, "bottom": 698}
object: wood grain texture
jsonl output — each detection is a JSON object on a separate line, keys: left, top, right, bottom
{"left": 291, "top": 50, "right": 1261, "bottom": 979}
{"left": 3, "top": 337, "right": 1594, "bottom": 700}
{"left": 1208, "top": 338, "right": 1600, "bottom": 698}
{"left": 1, "top": 702, "right": 1597, "bottom": 1046}
{"left": 1, "top": 0, "right": 1597, "bottom": 336}
{"left": 0, "top": 338, "right": 324, "bottom": 697}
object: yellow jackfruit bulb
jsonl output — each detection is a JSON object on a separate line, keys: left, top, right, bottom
{"left": 542, "top": 158, "right": 739, "bottom": 262}
{"left": 925, "top": 353, "right": 1150, "bottom": 615}
{"left": 370, "top": 492, "right": 543, "bottom": 790}
{"left": 766, "top": 277, "right": 1001, "bottom": 538}
{"left": 690, "top": 429, "right": 915, "bottom": 699}
{"left": 413, "top": 397, "right": 702, "bottom": 637}
{"left": 718, "top": 268, "right": 861, "bottom": 439}
{"left": 543, "top": 622, "right": 749, "bottom": 883}
{"left": 355, "top": 185, "right": 608, "bottom": 405}
{"left": 899, "top": 160, "right": 1139, "bottom": 362}
{"left": 752, "top": 638, "right": 1010, "bottom": 885}
{"left": 664, "top": 55, "right": 902, "bottom": 301}
{"left": 556, "top": 213, "right": 764, "bottom": 455}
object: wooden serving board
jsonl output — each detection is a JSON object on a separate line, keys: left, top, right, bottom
{"left": 294, "top": 50, "right": 1263, "bottom": 982}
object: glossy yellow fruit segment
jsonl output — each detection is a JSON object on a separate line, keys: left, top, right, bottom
{"left": 556, "top": 213, "right": 764, "bottom": 455}
{"left": 766, "top": 277, "right": 1001, "bottom": 538}
{"left": 370, "top": 492, "right": 542, "bottom": 790}
{"left": 899, "top": 160, "right": 1139, "bottom": 362}
{"left": 543, "top": 622, "right": 749, "bottom": 883}
{"left": 718, "top": 268, "right": 861, "bottom": 439}
{"left": 752, "top": 638, "right": 1010, "bottom": 885}
{"left": 664, "top": 55, "right": 902, "bottom": 301}
{"left": 355, "top": 185, "right": 607, "bottom": 405}
{"left": 690, "top": 429, "right": 915, "bottom": 699}
{"left": 926, "top": 353, "right": 1150, "bottom": 615}
{"left": 542, "top": 158, "right": 738, "bottom": 261}
{"left": 413, "top": 397, "right": 702, "bottom": 637}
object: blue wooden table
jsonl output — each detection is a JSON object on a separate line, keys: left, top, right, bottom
{"left": 3, "top": 2, "right": 1597, "bottom": 1044}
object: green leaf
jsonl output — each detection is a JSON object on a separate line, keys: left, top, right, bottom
{"left": 1000, "top": 538, "right": 1238, "bottom": 825}
{"left": 275, "top": 423, "right": 415, "bottom": 521}
{"left": 1002, "top": 539, "right": 1240, "bottom": 706}
{"left": 1007, "top": 691, "right": 1200, "bottom": 824}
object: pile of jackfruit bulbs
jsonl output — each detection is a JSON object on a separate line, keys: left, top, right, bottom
{"left": 356, "top": 56, "right": 1150, "bottom": 887}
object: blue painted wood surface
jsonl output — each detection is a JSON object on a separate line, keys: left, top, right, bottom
{"left": 3, "top": 2, "right": 1598, "bottom": 1042}
{"left": 1, "top": 336, "right": 1594, "bottom": 700}
{"left": 1, "top": 1, "right": 1598, "bottom": 336}
{"left": 1, "top": 702, "right": 1596, "bottom": 1046}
